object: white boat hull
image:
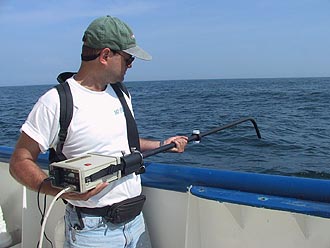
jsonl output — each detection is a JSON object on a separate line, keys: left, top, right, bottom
{"left": 1, "top": 146, "right": 330, "bottom": 248}
{"left": 144, "top": 186, "right": 330, "bottom": 248}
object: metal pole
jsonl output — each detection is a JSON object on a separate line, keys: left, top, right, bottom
{"left": 142, "top": 117, "right": 261, "bottom": 159}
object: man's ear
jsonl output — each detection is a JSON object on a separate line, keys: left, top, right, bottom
{"left": 99, "top": 48, "right": 111, "bottom": 63}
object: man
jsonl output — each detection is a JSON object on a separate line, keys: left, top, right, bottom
{"left": 9, "top": 15, "right": 188, "bottom": 248}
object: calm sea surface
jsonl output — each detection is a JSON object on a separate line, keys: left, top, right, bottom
{"left": 1, "top": 78, "right": 329, "bottom": 178}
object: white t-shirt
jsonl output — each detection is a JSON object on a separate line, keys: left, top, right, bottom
{"left": 21, "top": 78, "right": 141, "bottom": 207}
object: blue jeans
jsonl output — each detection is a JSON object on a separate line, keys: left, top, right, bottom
{"left": 64, "top": 205, "right": 151, "bottom": 248}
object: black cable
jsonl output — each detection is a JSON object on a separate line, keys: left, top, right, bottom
{"left": 36, "top": 177, "right": 54, "bottom": 248}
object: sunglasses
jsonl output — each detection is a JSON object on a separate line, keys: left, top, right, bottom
{"left": 115, "top": 51, "right": 135, "bottom": 66}
{"left": 81, "top": 48, "right": 135, "bottom": 66}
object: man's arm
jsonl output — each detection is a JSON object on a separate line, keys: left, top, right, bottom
{"left": 9, "top": 132, "right": 53, "bottom": 192}
{"left": 139, "top": 136, "right": 188, "bottom": 153}
{"left": 9, "top": 132, "right": 108, "bottom": 200}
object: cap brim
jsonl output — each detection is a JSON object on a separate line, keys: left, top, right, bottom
{"left": 123, "top": 45, "right": 152, "bottom": 61}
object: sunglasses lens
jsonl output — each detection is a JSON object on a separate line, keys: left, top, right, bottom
{"left": 127, "top": 56, "right": 135, "bottom": 65}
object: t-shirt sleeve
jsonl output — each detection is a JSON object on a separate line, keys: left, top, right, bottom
{"left": 21, "top": 89, "right": 60, "bottom": 153}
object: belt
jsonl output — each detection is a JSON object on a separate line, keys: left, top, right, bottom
{"left": 69, "top": 204, "right": 110, "bottom": 217}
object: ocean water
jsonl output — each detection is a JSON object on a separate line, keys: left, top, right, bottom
{"left": 1, "top": 77, "right": 329, "bottom": 179}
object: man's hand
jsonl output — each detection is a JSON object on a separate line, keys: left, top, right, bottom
{"left": 62, "top": 182, "right": 109, "bottom": 201}
{"left": 162, "top": 136, "right": 188, "bottom": 153}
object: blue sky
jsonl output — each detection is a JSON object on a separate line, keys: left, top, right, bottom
{"left": 1, "top": 0, "right": 330, "bottom": 86}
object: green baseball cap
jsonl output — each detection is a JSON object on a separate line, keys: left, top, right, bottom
{"left": 83, "top": 15, "right": 152, "bottom": 60}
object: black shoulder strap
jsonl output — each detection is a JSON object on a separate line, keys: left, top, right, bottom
{"left": 117, "top": 82, "right": 130, "bottom": 98}
{"left": 49, "top": 72, "right": 75, "bottom": 163}
{"left": 111, "top": 83, "right": 140, "bottom": 152}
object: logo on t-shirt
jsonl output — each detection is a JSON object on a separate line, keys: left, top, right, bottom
{"left": 114, "top": 107, "right": 124, "bottom": 115}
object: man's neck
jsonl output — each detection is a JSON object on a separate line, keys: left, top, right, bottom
{"left": 74, "top": 67, "right": 108, "bottom": 92}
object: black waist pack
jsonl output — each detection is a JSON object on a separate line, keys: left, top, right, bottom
{"left": 75, "top": 195, "right": 146, "bottom": 224}
{"left": 105, "top": 195, "right": 146, "bottom": 224}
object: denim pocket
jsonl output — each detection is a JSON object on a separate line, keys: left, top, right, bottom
{"left": 81, "top": 215, "right": 104, "bottom": 230}
{"left": 65, "top": 206, "right": 104, "bottom": 231}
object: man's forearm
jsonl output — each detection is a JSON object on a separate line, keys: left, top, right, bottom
{"left": 139, "top": 138, "right": 161, "bottom": 152}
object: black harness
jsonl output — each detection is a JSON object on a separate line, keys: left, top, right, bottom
{"left": 49, "top": 72, "right": 140, "bottom": 163}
